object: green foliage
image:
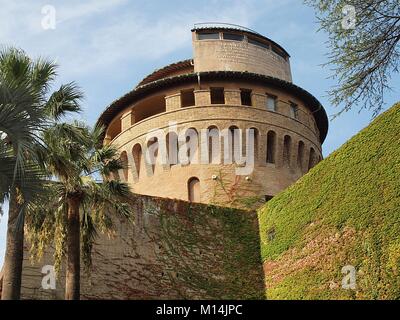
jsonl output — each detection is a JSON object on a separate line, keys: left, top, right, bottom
{"left": 0, "top": 46, "right": 83, "bottom": 218}
{"left": 0, "top": 48, "right": 47, "bottom": 208}
{"left": 143, "top": 200, "right": 265, "bottom": 299}
{"left": 0, "top": 46, "right": 85, "bottom": 300}
{"left": 25, "top": 123, "right": 134, "bottom": 274}
{"left": 45, "top": 83, "right": 83, "bottom": 121}
{"left": 259, "top": 102, "right": 400, "bottom": 299}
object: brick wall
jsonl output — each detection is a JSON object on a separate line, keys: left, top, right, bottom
{"left": 19, "top": 194, "right": 265, "bottom": 300}
{"left": 110, "top": 98, "right": 322, "bottom": 205}
{"left": 193, "top": 37, "right": 292, "bottom": 82}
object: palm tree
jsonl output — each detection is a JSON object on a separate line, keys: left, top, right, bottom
{"left": 25, "top": 123, "right": 132, "bottom": 300}
{"left": 0, "top": 102, "right": 45, "bottom": 300}
{"left": 0, "top": 47, "right": 83, "bottom": 300}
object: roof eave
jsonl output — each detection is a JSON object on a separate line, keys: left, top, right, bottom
{"left": 97, "top": 71, "right": 328, "bottom": 143}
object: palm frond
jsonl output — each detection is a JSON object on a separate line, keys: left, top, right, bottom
{"left": 29, "top": 57, "right": 57, "bottom": 96}
{"left": 0, "top": 47, "right": 31, "bottom": 85}
{"left": 90, "top": 124, "right": 105, "bottom": 146}
{"left": 45, "top": 82, "right": 83, "bottom": 120}
{"left": 25, "top": 181, "right": 66, "bottom": 265}
{"left": 105, "top": 180, "right": 130, "bottom": 197}
{"left": 81, "top": 210, "right": 97, "bottom": 271}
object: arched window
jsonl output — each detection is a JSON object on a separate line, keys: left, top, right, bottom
{"left": 229, "top": 125, "right": 240, "bottom": 163}
{"left": 132, "top": 143, "right": 142, "bottom": 179}
{"left": 207, "top": 126, "right": 220, "bottom": 164}
{"left": 147, "top": 137, "right": 158, "bottom": 174}
{"left": 308, "top": 147, "right": 316, "bottom": 171}
{"left": 289, "top": 102, "right": 298, "bottom": 119}
{"left": 188, "top": 177, "right": 200, "bottom": 202}
{"left": 166, "top": 132, "right": 179, "bottom": 166}
{"left": 120, "top": 151, "right": 129, "bottom": 182}
{"left": 283, "top": 135, "right": 292, "bottom": 167}
{"left": 184, "top": 128, "right": 199, "bottom": 165}
{"left": 266, "top": 131, "right": 276, "bottom": 164}
{"left": 249, "top": 127, "right": 259, "bottom": 163}
{"left": 297, "top": 141, "right": 305, "bottom": 170}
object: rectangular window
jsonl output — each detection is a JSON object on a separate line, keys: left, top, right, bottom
{"left": 266, "top": 94, "right": 277, "bottom": 111}
{"left": 248, "top": 37, "right": 270, "bottom": 50}
{"left": 210, "top": 87, "right": 225, "bottom": 104}
{"left": 197, "top": 32, "right": 220, "bottom": 40}
{"left": 272, "top": 45, "right": 286, "bottom": 59}
{"left": 181, "top": 89, "right": 195, "bottom": 107}
{"left": 240, "top": 89, "right": 252, "bottom": 106}
{"left": 290, "top": 102, "right": 299, "bottom": 119}
{"left": 223, "top": 33, "right": 244, "bottom": 41}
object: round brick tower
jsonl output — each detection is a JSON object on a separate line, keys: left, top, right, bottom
{"left": 97, "top": 23, "right": 328, "bottom": 206}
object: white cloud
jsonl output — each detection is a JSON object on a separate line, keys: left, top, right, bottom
{"left": 0, "top": 0, "right": 267, "bottom": 77}
{"left": 56, "top": 0, "right": 128, "bottom": 24}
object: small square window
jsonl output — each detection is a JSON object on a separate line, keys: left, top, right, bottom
{"left": 266, "top": 95, "right": 277, "bottom": 111}
{"left": 198, "top": 32, "right": 220, "bottom": 40}
{"left": 223, "top": 33, "right": 244, "bottom": 41}
{"left": 248, "top": 37, "right": 270, "bottom": 49}
{"left": 181, "top": 89, "right": 195, "bottom": 107}
{"left": 240, "top": 89, "right": 252, "bottom": 106}
{"left": 210, "top": 87, "right": 225, "bottom": 104}
{"left": 272, "top": 45, "right": 286, "bottom": 59}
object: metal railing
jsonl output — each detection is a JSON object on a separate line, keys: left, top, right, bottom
{"left": 193, "top": 22, "right": 261, "bottom": 35}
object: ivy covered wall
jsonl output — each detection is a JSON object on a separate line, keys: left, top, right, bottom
{"left": 20, "top": 194, "right": 265, "bottom": 299}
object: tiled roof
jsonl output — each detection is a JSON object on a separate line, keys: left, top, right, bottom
{"left": 137, "top": 59, "right": 193, "bottom": 87}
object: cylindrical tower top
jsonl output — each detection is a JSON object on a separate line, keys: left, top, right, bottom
{"left": 191, "top": 23, "right": 292, "bottom": 82}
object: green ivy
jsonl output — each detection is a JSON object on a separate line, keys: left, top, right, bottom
{"left": 258, "top": 102, "right": 400, "bottom": 299}
{"left": 148, "top": 200, "right": 265, "bottom": 299}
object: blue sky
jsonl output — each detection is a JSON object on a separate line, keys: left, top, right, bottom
{"left": 0, "top": 0, "right": 399, "bottom": 266}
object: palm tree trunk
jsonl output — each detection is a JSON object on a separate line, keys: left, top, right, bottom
{"left": 1, "top": 191, "right": 24, "bottom": 300}
{"left": 65, "top": 197, "right": 80, "bottom": 300}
